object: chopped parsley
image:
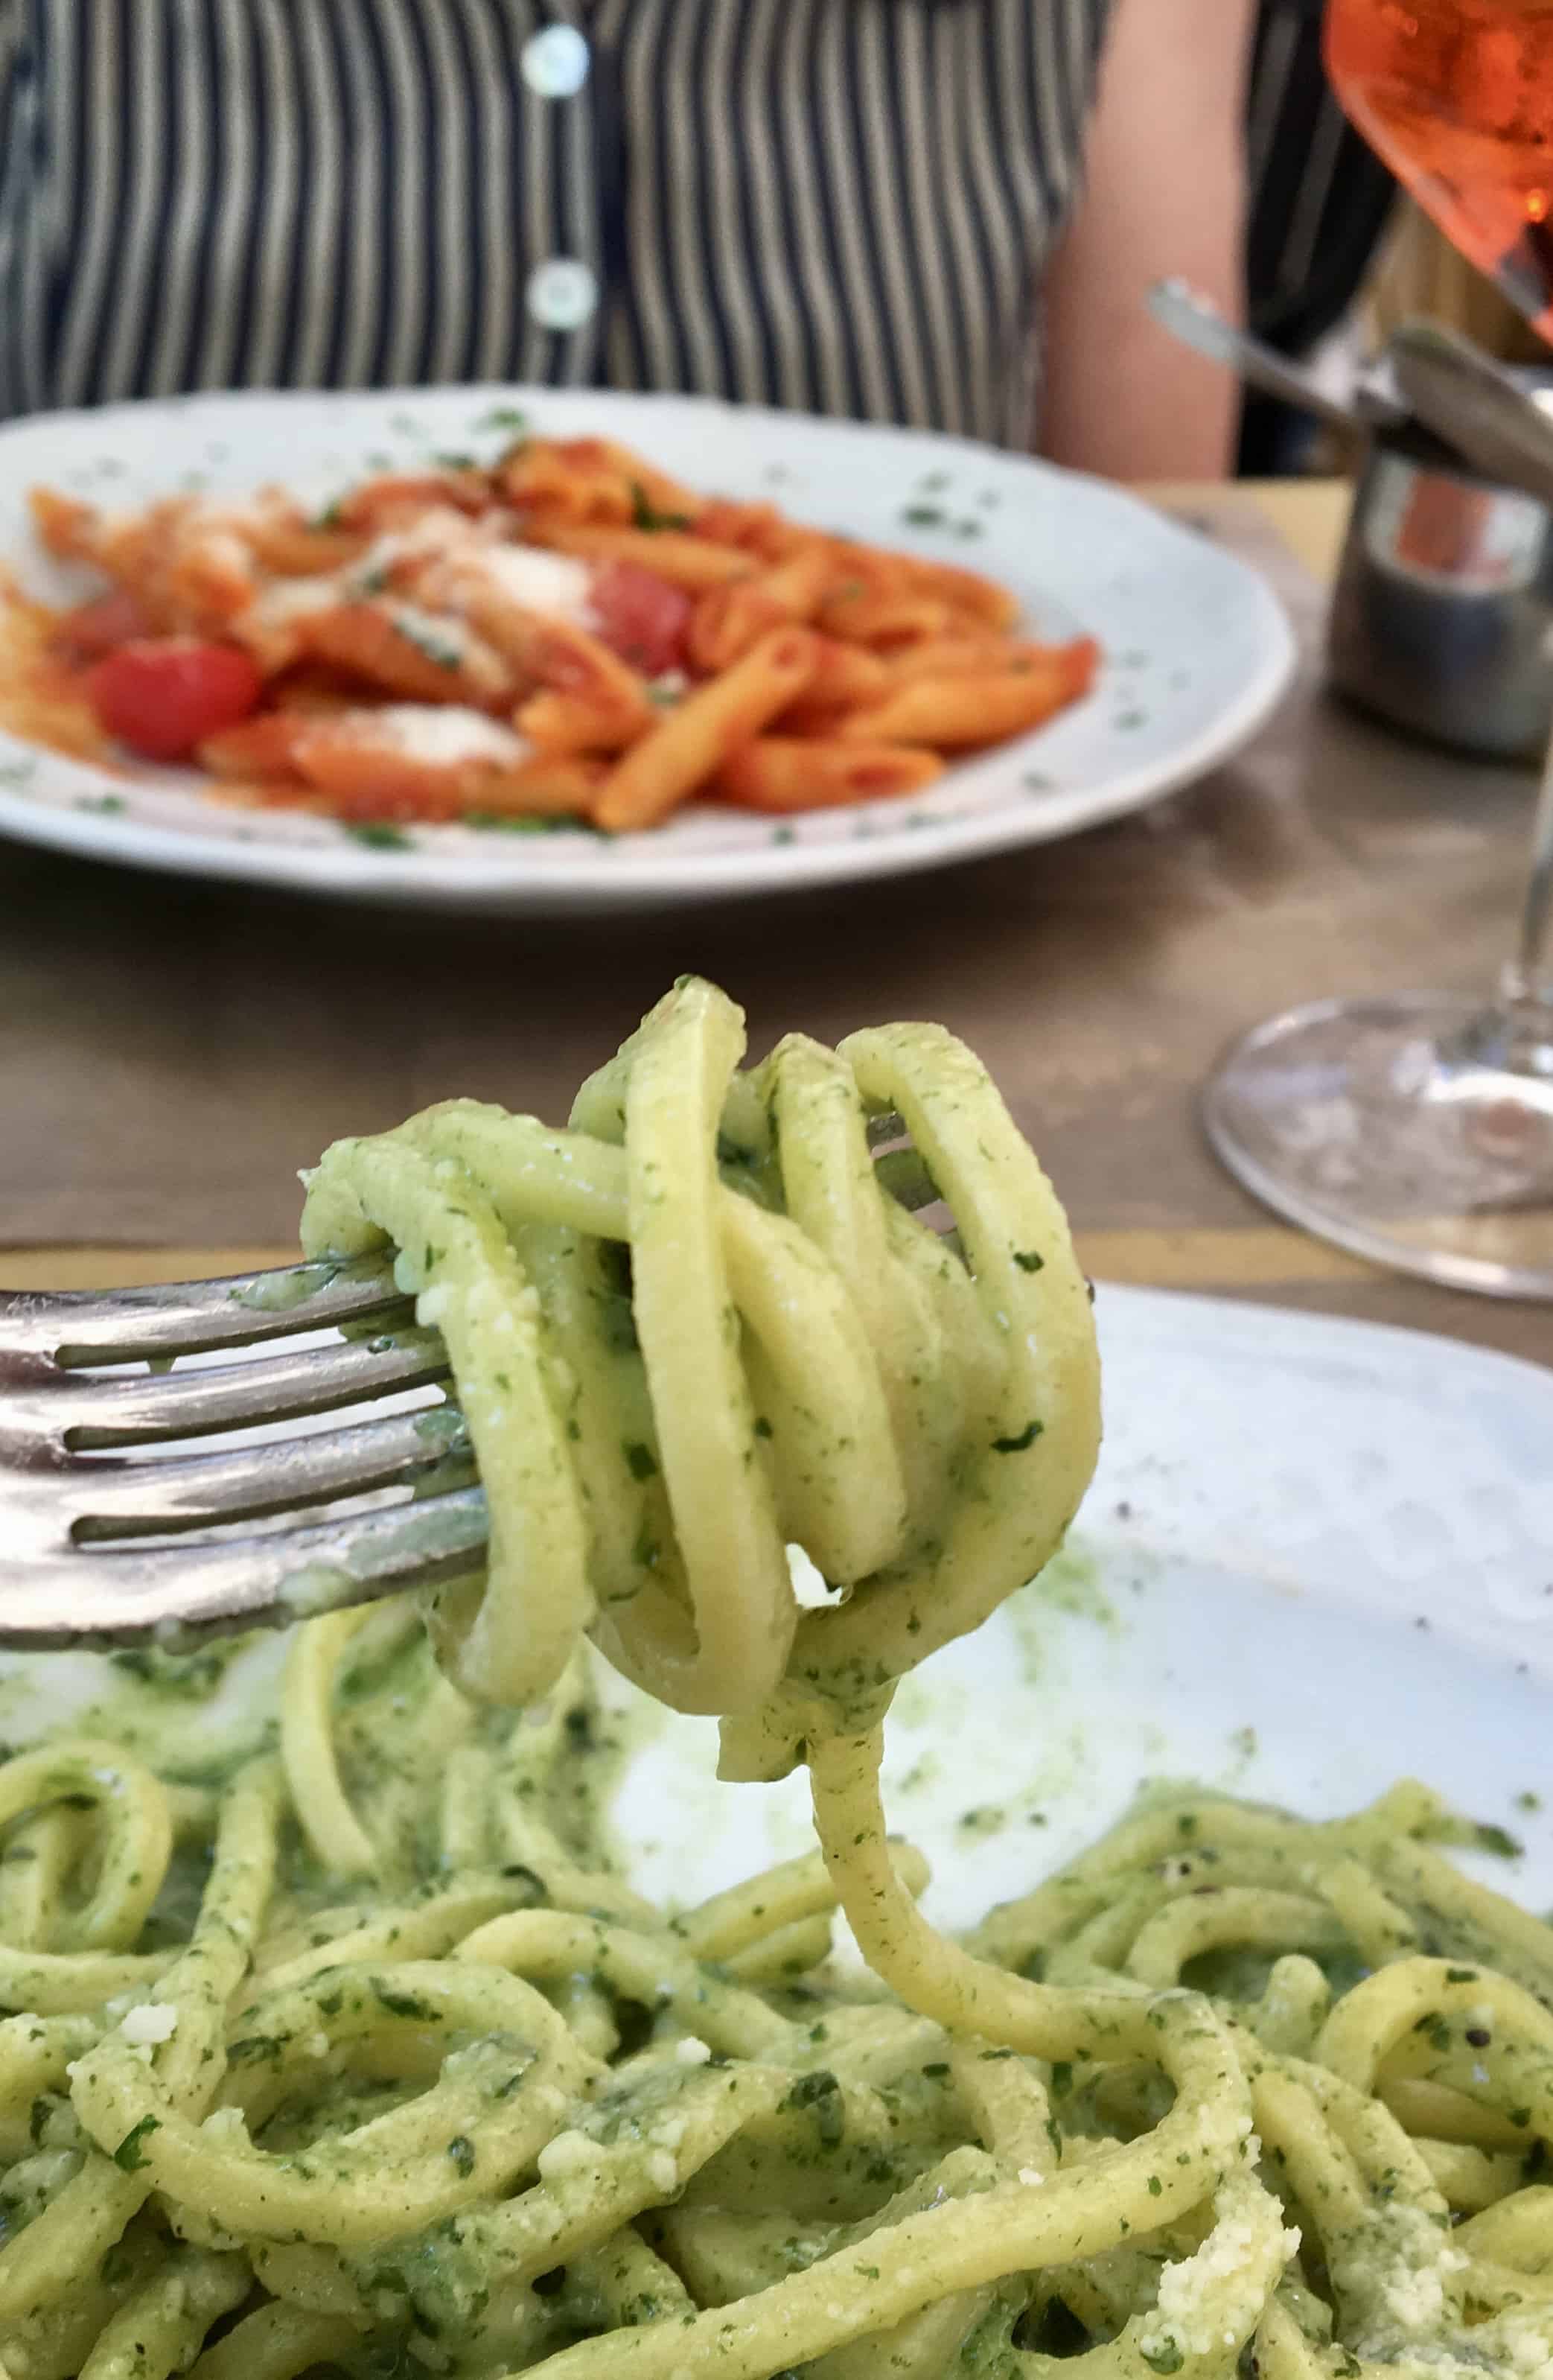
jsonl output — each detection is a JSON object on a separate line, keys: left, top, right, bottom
{"left": 780, "top": 2069, "right": 844, "bottom": 2147}
{"left": 463, "top": 811, "right": 602, "bottom": 836}
{"left": 345, "top": 823, "right": 413, "bottom": 851}
{"left": 112, "top": 2114, "right": 162, "bottom": 2171}
{"left": 392, "top": 614, "right": 464, "bottom": 669}
{"left": 226, "top": 2034, "right": 284, "bottom": 2064}
{"left": 992, "top": 1419, "right": 1044, "bottom": 1454}
{"left": 371, "top": 1980, "right": 438, "bottom": 2022}
{"left": 630, "top": 481, "right": 692, "bottom": 533}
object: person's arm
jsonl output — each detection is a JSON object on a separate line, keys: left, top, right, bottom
{"left": 1039, "top": 0, "right": 1257, "bottom": 483}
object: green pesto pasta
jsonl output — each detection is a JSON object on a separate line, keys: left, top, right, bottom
{"left": 0, "top": 979, "right": 1548, "bottom": 2380}
{"left": 0, "top": 1637, "right": 1550, "bottom": 2380}
{"left": 296, "top": 975, "right": 1102, "bottom": 1772}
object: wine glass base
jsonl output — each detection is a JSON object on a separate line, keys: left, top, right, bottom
{"left": 1203, "top": 991, "right": 1553, "bottom": 1302}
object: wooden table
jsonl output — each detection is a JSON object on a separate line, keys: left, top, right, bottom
{"left": 1, "top": 479, "right": 1548, "bottom": 1369}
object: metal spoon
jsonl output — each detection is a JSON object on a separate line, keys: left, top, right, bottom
{"left": 1147, "top": 278, "right": 1403, "bottom": 435}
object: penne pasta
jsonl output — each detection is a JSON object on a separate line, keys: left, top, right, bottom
{"left": 421, "top": 560, "right": 650, "bottom": 716}
{"left": 289, "top": 599, "right": 517, "bottom": 708}
{"left": 896, "top": 553, "right": 1022, "bottom": 629}
{"left": 298, "top": 734, "right": 601, "bottom": 821}
{"left": 517, "top": 684, "right": 656, "bottom": 754}
{"left": 200, "top": 713, "right": 310, "bottom": 781}
{"left": 686, "top": 541, "right": 837, "bottom": 674}
{"left": 717, "top": 737, "right": 945, "bottom": 810}
{"left": 593, "top": 626, "right": 820, "bottom": 832}
{"left": 878, "top": 634, "right": 1027, "bottom": 684}
{"left": 17, "top": 440, "right": 1100, "bottom": 832}
{"left": 241, "top": 518, "right": 371, "bottom": 577}
{"left": 335, "top": 469, "right": 496, "bottom": 528}
{"left": 838, "top": 639, "right": 1099, "bottom": 746}
{"left": 29, "top": 487, "right": 99, "bottom": 563}
{"left": 797, "top": 633, "right": 890, "bottom": 704}
{"left": 203, "top": 706, "right": 604, "bottom": 821}
{"left": 503, "top": 436, "right": 702, "bottom": 529}
{"left": 814, "top": 586, "right": 956, "bottom": 649}
{"left": 271, "top": 664, "right": 380, "bottom": 716}
{"left": 692, "top": 497, "right": 807, "bottom": 559}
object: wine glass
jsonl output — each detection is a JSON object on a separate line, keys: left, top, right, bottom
{"left": 1203, "top": 0, "right": 1553, "bottom": 1299}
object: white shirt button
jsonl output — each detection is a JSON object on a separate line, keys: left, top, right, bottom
{"left": 526, "top": 257, "right": 599, "bottom": 331}
{"left": 521, "top": 25, "right": 590, "bottom": 99}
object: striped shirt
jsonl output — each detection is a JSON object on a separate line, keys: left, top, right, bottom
{"left": 1246, "top": 0, "right": 1393, "bottom": 357}
{"left": 1240, "top": 0, "right": 1395, "bottom": 471}
{"left": 0, "top": 0, "right": 1114, "bottom": 446}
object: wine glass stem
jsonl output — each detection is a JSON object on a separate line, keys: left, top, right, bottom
{"left": 1502, "top": 720, "right": 1553, "bottom": 1035}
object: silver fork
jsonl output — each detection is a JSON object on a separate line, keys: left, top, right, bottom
{"left": 0, "top": 1124, "right": 944, "bottom": 1651}
{"left": 0, "top": 1253, "right": 489, "bottom": 1648}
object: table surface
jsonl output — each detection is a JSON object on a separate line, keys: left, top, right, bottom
{"left": 1, "top": 476, "right": 1548, "bottom": 1372}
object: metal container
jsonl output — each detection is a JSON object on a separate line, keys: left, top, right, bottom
{"left": 1146, "top": 288, "right": 1553, "bottom": 762}
{"left": 1327, "top": 412, "right": 1553, "bottom": 762}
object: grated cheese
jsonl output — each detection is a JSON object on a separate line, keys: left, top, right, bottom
{"left": 537, "top": 2128, "right": 596, "bottom": 2180}
{"left": 118, "top": 2004, "right": 177, "bottom": 2048}
{"left": 468, "top": 543, "right": 596, "bottom": 625}
{"left": 351, "top": 705, "right": 530, "bottom": 767}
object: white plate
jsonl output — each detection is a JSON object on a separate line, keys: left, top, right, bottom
{"left": 0, "top": 386, "right": 1296, "bottom": 915}
{"left": 6, "top": 1288, "right": 1549, "bottom": 1932}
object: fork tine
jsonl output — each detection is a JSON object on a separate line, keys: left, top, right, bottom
{"left": 0, "top": 1119, "right": 955, "bottom": 1652}
{"left": 13, "top": 1326, "right": 450, "bottom": 1452}
{"left": 0, "top": 1254, "right": 409, "bottom": 1366}
{"left": 68, "top": 1406, "right": 473, "bottom": 1540}
{"left": 0, "top": 1488, "right": 490, "bottom": 1648}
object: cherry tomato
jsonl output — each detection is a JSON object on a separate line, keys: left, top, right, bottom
{"left": 587, "top": 561, "right": 692, "bottom": 675}
{"left": 85, "top": 639, "right": 264, "bottom": 761}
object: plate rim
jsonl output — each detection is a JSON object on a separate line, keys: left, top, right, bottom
{"left": 0, "top": 384, "right": 1298, "bottom": 910}
{"left": 1093, "top": 1276, "right": 1552, "bottom": 1399}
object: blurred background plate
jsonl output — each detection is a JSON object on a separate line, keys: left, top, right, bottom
{"left": 8, "top": 1287, "right": 1549, "bottom": 1931}
{"left": 0, "top": 386, "right": 1295, "bottom": 914}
